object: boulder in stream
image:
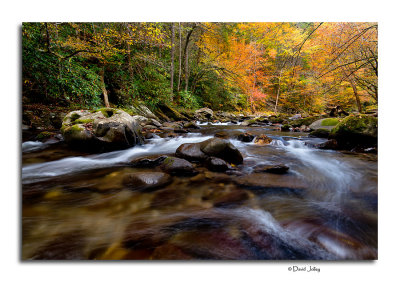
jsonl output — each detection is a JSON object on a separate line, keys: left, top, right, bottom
{"left": 122, "top": 172, "right": 172, "bottom": 192}
{"left": 194, "top": 107, "right": 214, "bottom": 121}
{"left": 61, "top": 108, "right": 143, "bottom": 152}
{"left": 160, "top": 156, "right": 198, "bottom": 176}
{"left": 330, "top": 115, "right": 377, "bottom": 149}
{"left": 199, "top": 137, "right": 243, "bottom": 165}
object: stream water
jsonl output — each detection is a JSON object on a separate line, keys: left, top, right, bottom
{"left": 22, "top": 124, "right": 377, "bottom": 260}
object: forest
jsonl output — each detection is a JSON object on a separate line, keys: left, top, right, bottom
{"left": 22, "top": 22, "right": 377, "bottom": 114}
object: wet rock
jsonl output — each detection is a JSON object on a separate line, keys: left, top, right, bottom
{"left": 144, "top": 132, "right": 156, "bottom": 139}
{"left": 199, "top": 137, "right": 243, "bottom": 165}
{"left": 205, "top": 157, "right": 229, "bottom": 172}
{"left": 176, "top": 143, "right": 208, "bottom": 162}
{"left": 130, "top": 155, "right": 168, "bottom": 168}
{"left": 281, "top": 124, "right": 291, "bottom": 132}
{"left": 330, "top": 115, "right": 377, "bottom": 149}
{"left": 174, "top": 128, "right": 189, "bottom": 133}
{"left": 214, "top": 131, "right": 229, "bottom": 139}
{"left": 147, "top": 118, "right": 162, "bottom": 128}
{"left": 61, "top": 109, "right": 143, "bottom": 152}
{"left": 214, "top": 190, "right": 250, "bottom": 208}
{"left": 183, "top": 121, "right": 200, "bottom": 129}
{"left": 122, "top": 172, "right": 172, "bottom": 192}
{"left": 241, "top": 221, "right": 319, "bottom": 259}
{"left": 151, "top": 243, "right": 193, "bottom": 260}
{"left": 160, "top": 157, "right": 198, "bottom": 176}
{"left": 123, "top": 221, "right": 172, "bottom": 250}
{"left": 172, "top": 228, "right": 255, "bottom": 259}
{"left": 31, "top": 231, "right": 86, "bottom": 260}
{"left": 253, "top": 164, "right": 289, "bottom": 174}
{"left": 159, "top": 132, "right": 178, "bottom": 138}
{"left": 309, "top": 128, "right": 330, "bottom": 138}
{"left": 143, "top": 124, "right": 158, "bottom": 130}
{"left": 235, "top": 173, "right": 306, "bottom": 196}
{"left": 254, "top": 134, "right": 272, "bottom": 145}
{"left": 237, "top": 133, "right": 255, "bottom": 142}
{"left": 150, "top": 188, "right": 185, "bottom": 208}
{"left": 316, "top": 139, "right": 339, "bottom": 150}
{"left": 162, "top": 121, "right": 183, "bottom": 129}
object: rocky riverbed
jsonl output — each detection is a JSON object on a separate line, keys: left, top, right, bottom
{"left": 21, "top": 109, "right": 378, "bottom": 260}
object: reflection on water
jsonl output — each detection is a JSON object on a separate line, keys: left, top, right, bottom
{"left": 22, "top": 124, "right": 377, "bottom": 260}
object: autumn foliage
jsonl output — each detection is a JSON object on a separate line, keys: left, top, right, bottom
{"left": 22, "top": 22, "right": 377, "bottom": 114}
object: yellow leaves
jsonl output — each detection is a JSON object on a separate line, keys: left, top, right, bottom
{"left": 268, "top": 49, "right": 277, "bottom": 59}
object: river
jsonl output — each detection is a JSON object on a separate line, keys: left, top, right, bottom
{"left": 21, "top": 123, "right": 377, "bottom": 260}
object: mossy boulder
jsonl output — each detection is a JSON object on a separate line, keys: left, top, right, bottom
{"left": 61, "top": 109, "right": 143, "bottom": 152}
{"left": 330, "top": 115, "right": 377, "bottom": 148}
{"left": 320, "top": 118, "right": 340, "bottom": 126}
{"left": 194, "top": 107, "right": 214, "bottom": 121}
{"left": 289, "top": 116, "right": 320, "bottom": 128}
{"left": 309, "top": 118, "right": 340, "bottom": 131}
{"left": 309, "top": 128, "right": 331, "bottom": 138}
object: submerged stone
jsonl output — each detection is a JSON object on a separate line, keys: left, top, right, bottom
{"left": 122, "top": 172, "right": 172, "bottom": 192}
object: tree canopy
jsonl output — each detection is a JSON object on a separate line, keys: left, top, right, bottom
{"left": 22, "top": 22, "right": 377, "bottom": 114}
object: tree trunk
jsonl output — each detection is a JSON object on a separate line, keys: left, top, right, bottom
{"left": 177, "top": 23, "right": 182, "bottom": 94}
{"left": 274, "top": 70, "right": 283, "bottom": 113}
{"left": 99, "top": 68, "right": 110, "bottom": 108}
{"left": 170, "top": 23, "right": 175, "bottom": 99}
{"left": 183, "top": 24, "right": 196, "bottom": 93}
{"left": 350, "top": 77, "right": 362, "bottom": 113}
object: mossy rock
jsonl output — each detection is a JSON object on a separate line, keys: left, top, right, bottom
{"left": 330, "top": 115, "right": 377, "bottom": 148}
{"left": 290, "top": 116, "right": 320, "bottom": 127}
{"left": 281, "top": 124, "right": 291, "bottom": 132}
{"left": 331, "top": 115, "right": 377, "bottom": 138}
{"left": 61, "top": 108, "right": 143, "bottom": 152}
{"left": 320, "top": 118, "right": 340, "bottom": 126}
{"left": 309, "top": 128, "right": 330, "bottom": 138}
{"left": 35, "top": 131, "right": 54, "bottom": 140}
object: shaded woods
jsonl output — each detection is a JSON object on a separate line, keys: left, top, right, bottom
{"left": 22, "top": 22, "right": 377, "bottom": 114}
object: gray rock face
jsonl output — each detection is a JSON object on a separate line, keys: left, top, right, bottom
{"left": 122, "top": 172, "right": 172, "bottom": 192}
{"left": 194, "top": 107, "right": 214, "bottom": 121}
{"left": 61, "top": 108, "right": 143, "bottom": 152}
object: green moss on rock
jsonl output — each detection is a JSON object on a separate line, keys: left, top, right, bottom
{"left": 73, "top": 118, "right": 94, "bottom": 125}
{"left": 331, "top": 115, "right": 377, "bottom": 137}
{"left": 70, "top": 112, "right": 81, "bottom": 122}
{"left": 36, "top": 131, "right": 54, "bottom": 140}
{"left": 321, "top": 118, "right": 340, "bottom": 126}
{"left": 99, "top": 108, "right": 117, "bottom": 118}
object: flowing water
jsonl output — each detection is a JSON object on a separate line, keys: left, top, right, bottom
{"left": 21, "top": 124, "right": 377, "bottom": 260}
